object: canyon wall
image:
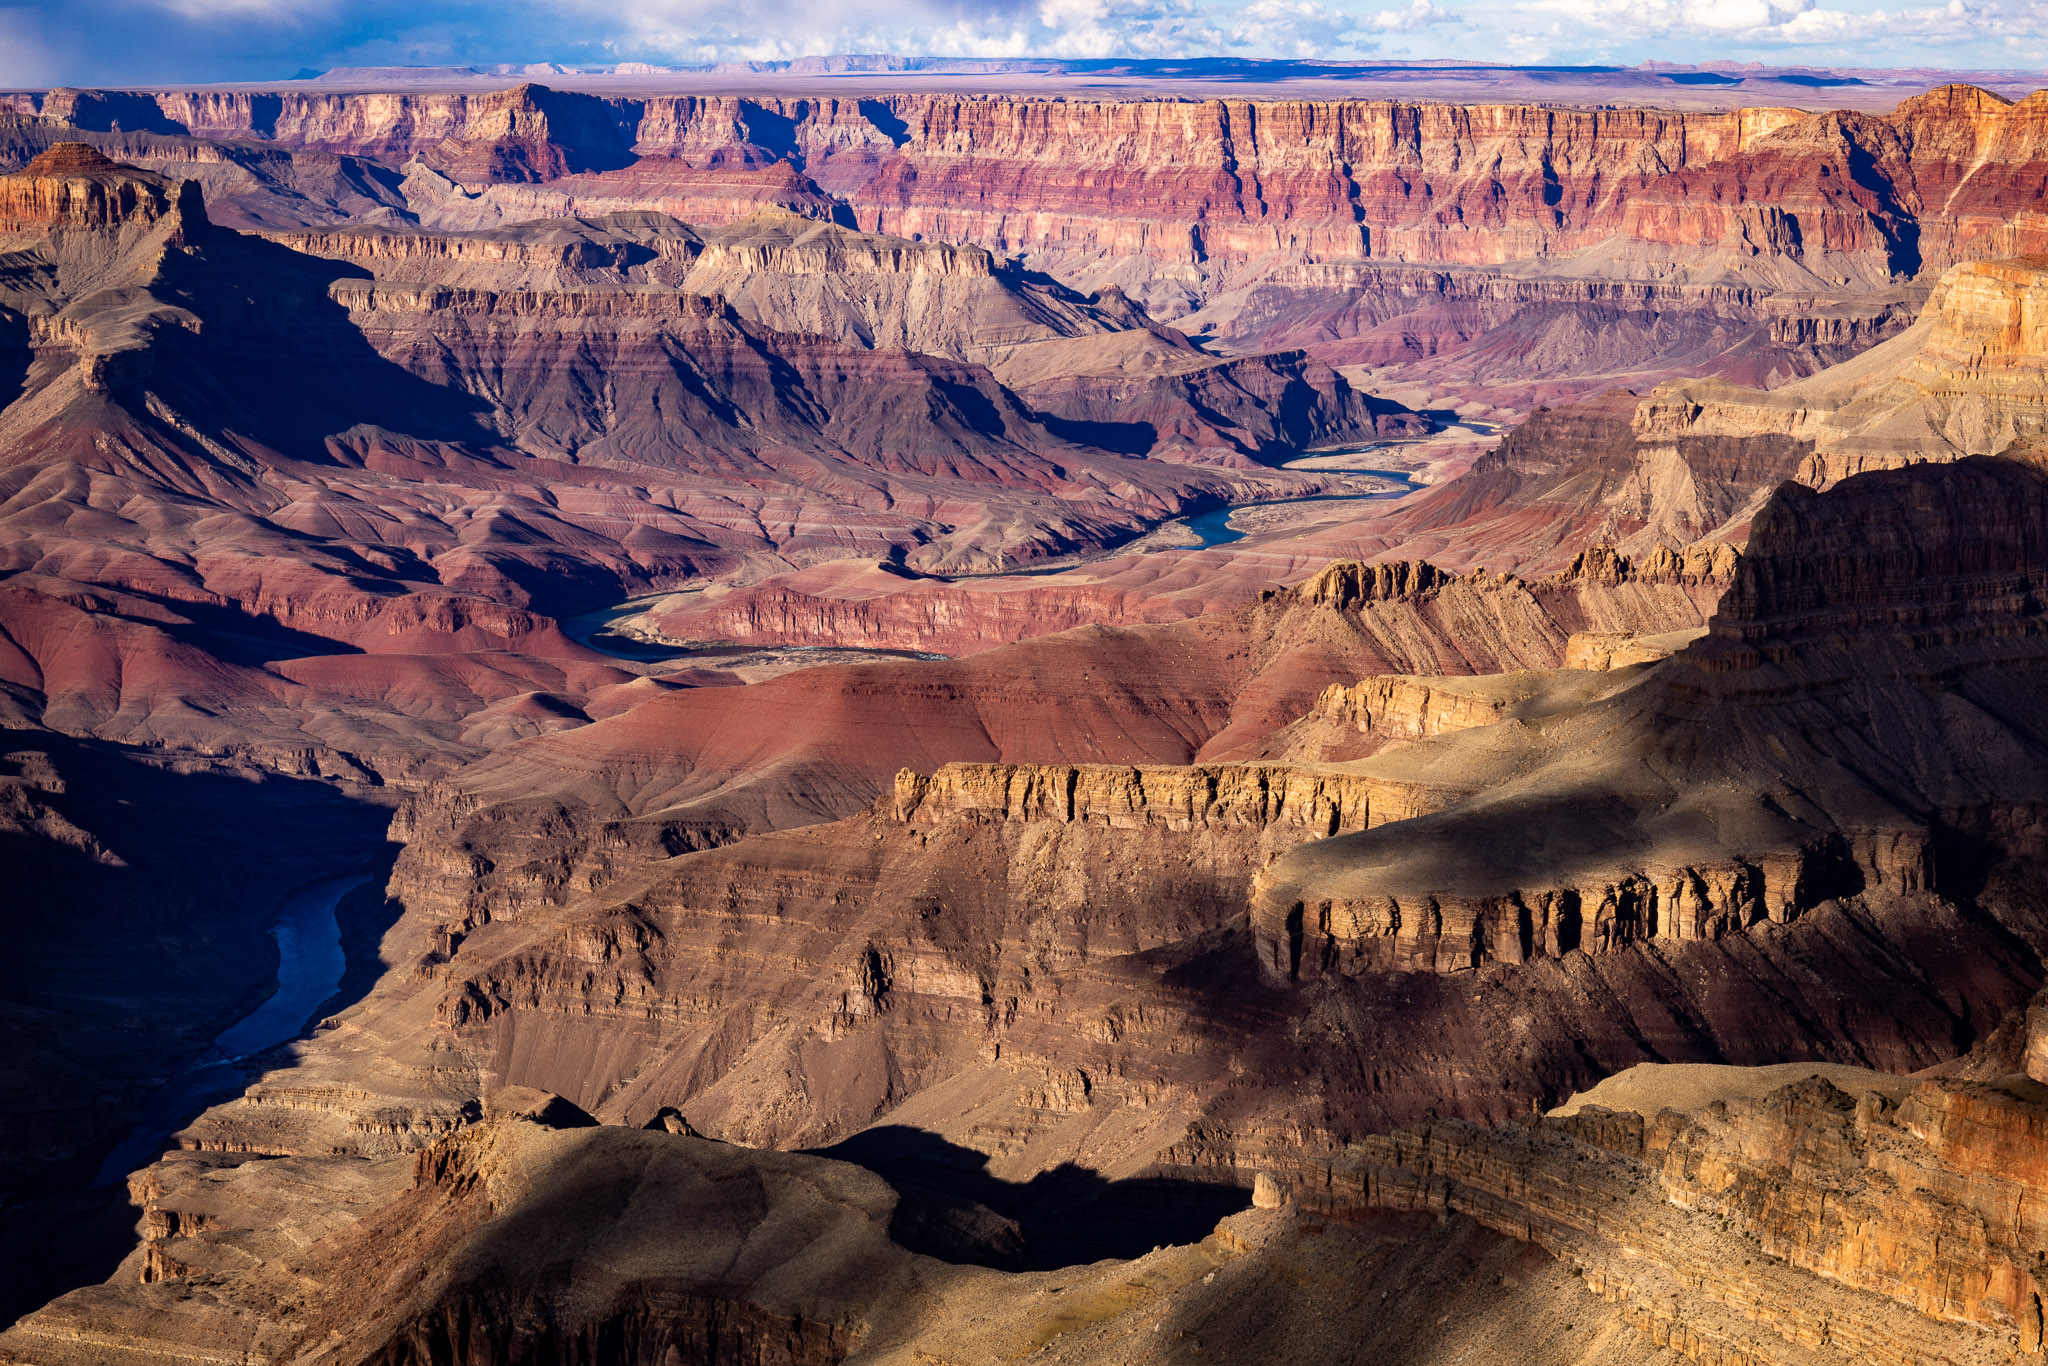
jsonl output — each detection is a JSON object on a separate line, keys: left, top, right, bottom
{"left": 1291, "top": 1063, "right": 2048, "bottom": 1366}
{"left": 37, "top": 83, "right": 2046, "bottom": 284}
{"left": 15, "top": 82, "right": 2047, "bottom": 403}
{"left": 1253, "top": 453, "right": 2048, "bottom": 990}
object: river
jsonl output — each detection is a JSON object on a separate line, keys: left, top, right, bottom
{"left": 1174, "top": 466, "right": 1422, "bottom": 549}
{"left": 93, "top": 873, "right": 369, "bottom": 1187}
{"left": 560, "top": 421, "right": 1503, "bottom": 660}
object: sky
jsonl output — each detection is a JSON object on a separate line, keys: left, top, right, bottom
{"left": 0, "top": 0, "right": 2042, "bottom": 87}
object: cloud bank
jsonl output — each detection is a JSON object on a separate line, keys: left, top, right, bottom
{"left": 0, "top": 0, "right": 2040, "bottom": 86}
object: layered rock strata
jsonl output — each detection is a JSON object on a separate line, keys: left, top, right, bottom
{"left": 1253, "top": 454, "right": 2048, "bottom": 985}
{"left": 1365, "top": 255, "right": 2048, "bottom": 577}
{"left": 1635, "top": 254, "right": 2048, "bottom": 484}
{"left": 276, "top": 208, "right": 1415, "bottom": 466}
{"left": 1293, "top": 1064, "right": 2048, "bottom": 1366}
{"left": 0, "top": 154, "right": 1386, "bottom": 786}
{"left": 0, "top": 1104, "right": 1684, "bottom": 1366}
{"left": 28, "top": 83, "right": 2048, "bottom": 286}
{"left": 18, "top": 83, "right": 2048, "bottom": 411}
{"left": 379, "top": 543, "right": 1734, "bottom": 927}
{"left": 11, "top": 453, "right": 2048, "bottom": 1364}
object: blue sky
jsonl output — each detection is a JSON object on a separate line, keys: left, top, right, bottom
{"left": 0, "top": 0, "right": 2041, "bottom": 86}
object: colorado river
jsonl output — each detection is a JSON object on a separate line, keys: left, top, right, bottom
{"left": 1176, "top": 467, "right": 1423, "bottom": 549}
{"left": 559, "top": 421, "right": 1502, "bottom": 655}
{"left": 94, "top": 873, "right": 369, "bottom": 1186}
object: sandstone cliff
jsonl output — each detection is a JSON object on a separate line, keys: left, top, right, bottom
{"left": 22, "top": 82, "right": 2048, "bottom": 412}
{"left": 1635, "top": 254, "right": 2048, "bottom": 485}
{"left": 51, "top": 83, "right": 2048, "bottom": 286}
{"left": 1283, "top": 1061, "right": 2048, "bottom": 1366}
{"left": 1253, "top": 454, "right": 2048, "bottom": 986}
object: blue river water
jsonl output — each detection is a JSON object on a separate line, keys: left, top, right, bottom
{"left": 94, "top": 873, "right": 368, "bottom": 1187}
{"left": 561, "top": 425, "right": 1495, "bottom": 655}
{"left": 1177, "top": 466, "right": 1421, "bottom": 549}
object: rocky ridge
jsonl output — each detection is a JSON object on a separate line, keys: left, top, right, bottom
{"left": 1292, "top": 1057, "right": 2048, "bottom": 1366}
{"left": 17, "top": 82, "right": 2048, "bottom": 412}
{"left": 1635, "top": 254, "right": 2048, "bottom": 486}
{"left": 1253, "top": 453, "right": 2048, "bottom": 987}
{"left": 275, "top": 207, "right": 1416, "bottom": 466}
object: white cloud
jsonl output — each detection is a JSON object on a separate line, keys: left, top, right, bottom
{"left": 136, "top": 0, "right": 315, "bottom": 14}
{"left": 569, "top": 0, "right": 1394, "bottom": 64}
{"left": 1514, "top": 0, "right": 2048, "bottom": 53}
{"left": 1367, "top": 0, "right": 1462, "bottom": 31}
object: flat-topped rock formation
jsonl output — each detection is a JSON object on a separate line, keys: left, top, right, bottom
{"left": 0, "top": 141, "right": 205, "bottom": 235}
{"left": 29, "top": 83, "right": 2046, "bottom": 280}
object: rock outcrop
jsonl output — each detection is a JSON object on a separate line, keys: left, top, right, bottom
{"left": 0, "top": 1108, "right": 1696, "bottom": 1366}
{"left": 0, "top": 141, "right": 205, "bottom": 235}
{"left": 1637, "top": 254, "right": 2048, "bottom": 485}
{"left": 19, "top": 83, "right": 2048, "bottom": 411}
{"left": 1253, "top": 453, "right": 2048, "bottom": 985}
{"left": 1293, "top": 1061, "right": 2048, "bottom": 1366}
{"left": 53, "top": 84, "right": 2048, "bottom": 286}
{"left": 1365, "top": 255, "right": 2048, "bottom": 577}
{"left": 276, "top": 208, "right": 1416, "bottom": 467}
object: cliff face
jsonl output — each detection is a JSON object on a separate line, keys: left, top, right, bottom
{"left": 372, "top": 543, "right": 1735, "bottom": 934}
{"left": 277, "top": 208, "right": 1410, "bottom": 467}
{"left": 17, "top": 83, "right": 2043, "bottom": 408}
{"left": 0, "top": 141, "right": 205, "bottom": 234}
{"left": 1632, "top": 255, "right": 2048, "bottom": 488}
{"left": 1307, "top": 1062, "right": 2048, "bottom": 1366}
{"left": 891, "top": 760, "right": 1380, "bottom": 842}
{"left": 1366, "top": 254, "right": 2048, "bottom": 581}
{"left": 81, "top": 85, "right": 2048, "bottom": 284}
{"left": 1252, "top": 454, "right": 2048, "bottom": 988}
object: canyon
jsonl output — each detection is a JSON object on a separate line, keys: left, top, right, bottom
{"left": 3, "top": 62, "right": 2048, "bottom": 1366}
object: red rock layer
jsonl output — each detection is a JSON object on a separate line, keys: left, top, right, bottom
{"left": 55, "top": 84, "right": 2048, "bottom": 282}
{"left": 0, "top": 141, "right": 204, "bottom": 235}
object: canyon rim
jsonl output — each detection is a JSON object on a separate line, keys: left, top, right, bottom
{"left": 4, "top": 36, "right": 2048, "bottom": 1366}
